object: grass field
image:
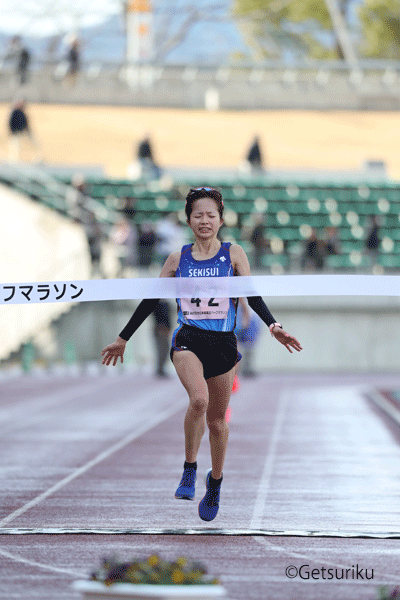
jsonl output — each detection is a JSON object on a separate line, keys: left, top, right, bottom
{"left": 1, "top": 103, "right": 400, "bottom": 179}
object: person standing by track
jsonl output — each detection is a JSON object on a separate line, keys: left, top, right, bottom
{"left": 101, "top": 187, "right": 303, "bottom": 521}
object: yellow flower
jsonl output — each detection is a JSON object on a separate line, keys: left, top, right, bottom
{"left": 176, "top": 557, "right": 187, "bottom": 568}
{"left": 171, "top": 570, "right": 184, "bottom": 584}
{"left": 148, "top": 555, "right": 159, "bottom": 566}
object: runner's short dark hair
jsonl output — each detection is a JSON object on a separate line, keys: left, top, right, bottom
{"left": 185, "top": 187, "right": 224, "bottom": 220}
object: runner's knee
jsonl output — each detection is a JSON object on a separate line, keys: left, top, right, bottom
{"left": 189, "top": 396, "right": 208, "bottom": 415}
{"left": 207, "top": 415, "right": 227, "bottom": 435}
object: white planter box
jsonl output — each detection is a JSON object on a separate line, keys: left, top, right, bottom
{"left": 73, "top": 580, "right": 227, "bottom": 600}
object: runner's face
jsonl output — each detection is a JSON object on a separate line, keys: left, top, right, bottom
{"left": 188, "top": 197, "right": 223, "bottom": 240}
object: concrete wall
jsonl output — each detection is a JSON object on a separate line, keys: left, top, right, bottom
{"left": 0, "top": 185, "right": 92, "bottom": 359}
{"left": 2, "top": 66, "right": 400, "bottom": 110}
{"left": 254, "top": 296, "right": 400, "bottom": 372}
{"left": 51, "top": 295, "right": 400, "bottom": 372}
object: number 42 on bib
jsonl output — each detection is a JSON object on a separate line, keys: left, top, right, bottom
{"left": 181, "top": 297, "right": 230, "bottom": 319}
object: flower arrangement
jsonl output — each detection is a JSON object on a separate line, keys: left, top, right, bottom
{"left": 374, "top": 587, "right": 400, "bottom": 600}
{"left": 90, "top": 554, "right": 221, "bottom": 587}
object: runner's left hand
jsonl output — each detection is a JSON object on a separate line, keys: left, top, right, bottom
{"left": 271, "top": 328, "right": 303, "bottom": 353}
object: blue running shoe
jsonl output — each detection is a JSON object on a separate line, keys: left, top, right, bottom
{"left": 198, "top": 468, "right": 222, "bottom": 521}
{"left": 175, "top": 467, "right": 197, "bottom": 500}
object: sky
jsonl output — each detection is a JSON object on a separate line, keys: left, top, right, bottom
{"left": 0, "top": 0, "right": 232, "bottom": 38}
{"left": 0, "top": 0, "right": 127, "bottom": 37}
{"left": 0, "top": 0, "right": 363, "bottom": 64}
{"left": 0, "top": 1, "right": 243, "bottom": 65}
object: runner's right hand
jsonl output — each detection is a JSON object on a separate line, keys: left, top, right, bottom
{"left": 101, "top": 337, "right": 126, "bottom": 366}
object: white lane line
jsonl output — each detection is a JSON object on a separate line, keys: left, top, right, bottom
{"left": 250, "top": 389, "right": 290, "bottom": 530}
{"left": 0, "top": 397, "right": 186, "bottom": 528}
{"left": 366, "top": 389, "right": 400, "bottom": 426}
{"left": 0, "top": 548, "right": 85, "bottom": 577}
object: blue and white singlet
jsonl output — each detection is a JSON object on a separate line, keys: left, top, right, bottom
{"left": 174, "top": 242, "right": 238, "bottom": 332}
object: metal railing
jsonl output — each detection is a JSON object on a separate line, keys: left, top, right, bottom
{"left": 2, "top": 57, "right": 400, "bottom": 109}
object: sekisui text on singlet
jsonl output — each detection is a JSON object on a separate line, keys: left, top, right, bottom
{"left": 175, "top": 242, "right": 238, "bottom": 332}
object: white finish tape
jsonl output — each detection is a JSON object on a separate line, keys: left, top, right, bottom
{"left": 1, "top": 274, "right": 400, "bottom": 305}
{"left": 0, "top": 527, "right": 399, "bottom": 538}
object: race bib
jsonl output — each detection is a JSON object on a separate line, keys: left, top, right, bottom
{"left": 180, "top": 297, "right": 229, "bottom": 320}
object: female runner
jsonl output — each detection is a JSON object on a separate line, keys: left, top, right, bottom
{"left": 101, "top": 187, "right": 303, "bottom": 522}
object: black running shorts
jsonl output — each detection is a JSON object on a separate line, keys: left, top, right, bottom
{"left": 170, "top": 324, "right": 242, "bottom": 380}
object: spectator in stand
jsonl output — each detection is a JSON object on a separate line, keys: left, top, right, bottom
{"left": 155, "top": 212, "right": 187, "bottom": 265}
{"left": 235, "top": 298, "right": 260, "bottom": 378}
{"left": 249, "top": 213, "right": 269, "bottom": 269}
{"left": 110, "top": 218, "right": 138, "bottom": 275}
{"left": 66, "top": 173, "right": 90, "bottom": 223}
{"left": 239, "top": 135, "right": 266, "bottom": 176}
{"left": 66, "top": 36, "right": 80, "bottom": 86}
{"left": 301, "top": 228, "right": 325, "bottom": 272}
{"left": 7, "top": 100, "right": 41, "bottom": 162}
{"left": 84, "top": 211, "right": 103, "bottom": 275}
{"left": 128, "top": 136, "right": 162, "bottom": 180}
{"left": 138, "top": 222, "right": 157, "bottom": 268}
{"left": 152, "top": 300, "right": 172, "bottom": 378}
{"left": 5, "top": 36, "right": 31, "bottom": 85}
{"left": 121, "top": 197, "right": 137, "bottom": 221}
{"left": 322, "top": 226, "right": 341, "bottom": 257}
{"left": 6, "top": 35, "right": 21, "bottom": 60}
{"left": 17, "top": 46, "right": 30, "bottom": 85}
{"left": 46, "top": 35, "right": 62, "bottom": 63}
{"left": 365, "top": 215, "right": 380, "bottom": 269}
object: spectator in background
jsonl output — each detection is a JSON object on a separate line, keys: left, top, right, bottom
{"left": 249, "top": 213, "right": 269, "bottom": 269}
{"left": 8, "top": 100, "right": 41, "bottom": 162}
{"left": 17, "top": 45, "right": 30, "bottom": 85}
{"left": 66, "top": 36, "right": 80, "bottom": 86}
{"left": 138, "top": 222, "right": 157, "bottom": 268}
{"left": 46, "top": 35, "right": 62, "bottom": 63}
{"left": 155, "top": 212, "right": 187, "bottom": 264}
{"left": 365, "top": 215, "right": 380, "bottom": 269}
{"left": 121, "top": 197, "right": 137, "bottom": 221}
{"left": 65, "top": 176, "right": 104, "bottom": 275}
{"left": 5, "top": 36, "right": 31, "bottom": 85}
{"left": 128, "top": 136, "right": 162, "bottom": 180}
{"left": 301, "top": 228, "right": 324, "bottom": 271}
{"left": 110, "top": 218, "right": 138, "bottom": 275}
{"left": 239, "top": 136, "right": 266, "bottom": 176}
{"left": 152, "top": 300, "right": 172, "bottom": 378}
{"left": 235, "top": 298, "right": 260, "bottom": 378}
{"left": 84, "top": 211, "right": 103, "bottom": 275}
{"left": 66, "top": 173, "right": 89, "bottom": 222}
{"left": 322, "top": 226, "right": 341, "bottom": 257}
{"left": 6, "top": 35, "right": 21, "bottom": 61}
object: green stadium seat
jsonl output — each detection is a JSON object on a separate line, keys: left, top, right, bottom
{"left": 15, "top": 173, "right": 399, "bottom": 276}
{"left": 325, "top": 255, "right": 353, "bottom": 269}
{"left": 261, "top": 254, "right": 289, "bottom": 269}
{"left": 378, "top": 255, "right": 400, "bottom": 269}
{"left": 270, "top": 227, "right": 299, "bottom": 241}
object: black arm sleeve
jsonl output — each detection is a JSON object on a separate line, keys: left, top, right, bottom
{"left": 119, "top": 298, "right": 160, "bottom": 341}
{"left": 246, "top": 296, "right": 278, "bottom": 328}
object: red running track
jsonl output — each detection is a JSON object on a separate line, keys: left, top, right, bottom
{"left": 1, "top": 369, "right": 400, "bottom": 599}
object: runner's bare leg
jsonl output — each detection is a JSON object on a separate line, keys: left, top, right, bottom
{"left": 206, "top": 366, "right": 236, "bottom": 479}
{"left": 173, "top": 350, "right": 208, "bottom": 462}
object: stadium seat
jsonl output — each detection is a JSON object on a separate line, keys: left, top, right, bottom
{"left": 5, "top": 171, "right": 400, "bottom": 275}
{"left": 261, "top": 254, "right": 289, "bottom": 269}
{"left": 379, "top": 254, "right": 400, "bottom": 269}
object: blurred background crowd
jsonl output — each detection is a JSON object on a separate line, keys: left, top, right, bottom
{"left": 1, "top": 0, "right": 400, "bottom": 375}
